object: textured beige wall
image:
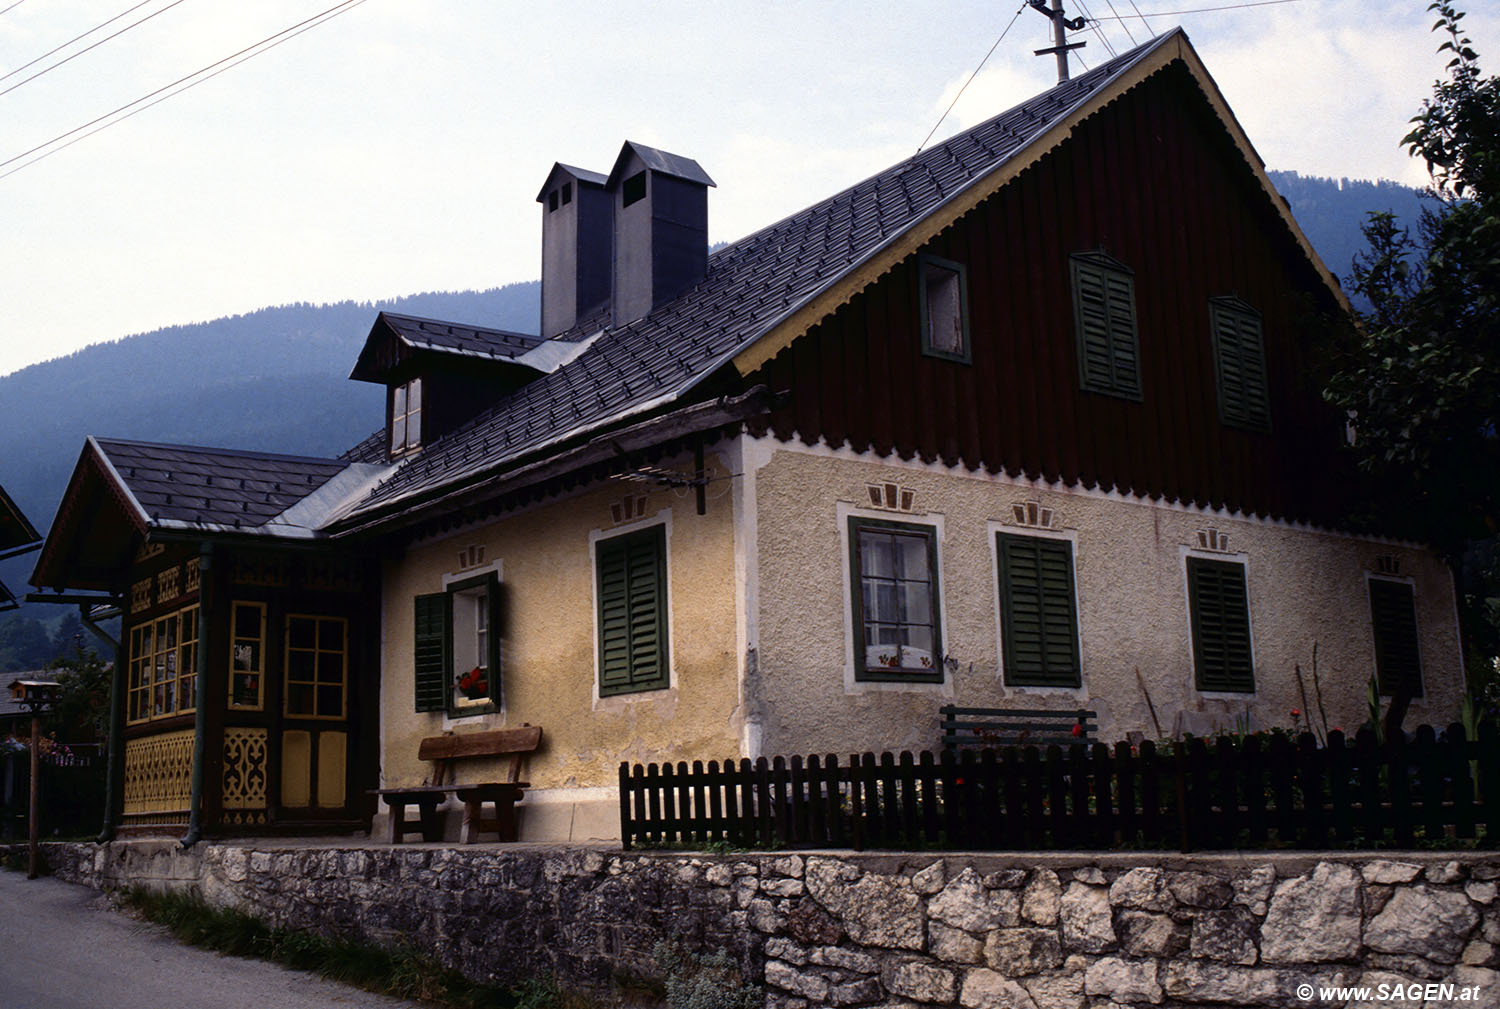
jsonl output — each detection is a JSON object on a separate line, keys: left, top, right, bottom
{"left": 748, "top": 439, "right": 1465, "bottom": 756}
{"left": 378, "top": 452, "right": 742, "bottom": 838}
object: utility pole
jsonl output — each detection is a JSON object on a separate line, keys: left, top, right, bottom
{"left": 1029, "top": 0, "right": 1087, "bottom": 83}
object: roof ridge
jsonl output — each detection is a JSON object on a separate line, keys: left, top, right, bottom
{"left": 93, "top": 436, "right": 346, "bottom": 466}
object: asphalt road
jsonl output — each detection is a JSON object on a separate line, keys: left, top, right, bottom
{"left": 0, "top": 869, "right": 425, "bottom": 1009}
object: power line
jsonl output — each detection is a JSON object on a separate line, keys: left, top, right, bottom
{"left": 1102, "top": 0, "right": 1140, "bottom": 46}
{"left": 0, "top": 0, "right": 192, "bottom": 98}
{"left": 1127, "top": 0, "right": 1157, "bottom": 36}
{"left": 1088, "top": 0, "right": 1299, "bottom": 20}
{"left": 0, "top": 0, "right": 369, "bottom": 180}
{"left": 917, "top": 3, "right": 1028, "bottom": 154}
{"left": 0, "top": 1, "right": 28, "bottom": 15}
{"left": 1073, "top": 0, "right": 1119, "bottom": 59}
{"left": 2, "top": 1, "right": 162, "bottom": 84}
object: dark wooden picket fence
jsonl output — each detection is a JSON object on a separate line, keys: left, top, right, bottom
{"left": 618, "top": 722, "right": 1500, "bottom": 851}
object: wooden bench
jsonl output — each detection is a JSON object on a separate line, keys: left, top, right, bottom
{"left": 940, "top": 705, "right": 1097, "bottom": 750}
{"left": 371, "top": 724, "right": 541, "bottom": 844}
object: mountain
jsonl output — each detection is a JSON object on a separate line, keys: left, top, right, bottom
{"left": 1268, "top": 170, "right": 1428, "bottom": 295}
{"left": 0, "top": 172, "right": 1428, "bottom": 670}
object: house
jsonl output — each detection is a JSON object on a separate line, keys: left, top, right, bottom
{"left": 0, "top": 482, "right": 41, "bottom": 612}
{"left": 30, "top": 29, "right": 1464, "bottom": 842}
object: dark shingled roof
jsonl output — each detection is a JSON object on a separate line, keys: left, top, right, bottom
{"left": 376, "top": 312, "right": 543, "bottom": 360}
{"left": 331, "top": 34, "right": 1180, "bottom": 526}
{"left": 93, "top": 438, "right": 349, "bottom": 530}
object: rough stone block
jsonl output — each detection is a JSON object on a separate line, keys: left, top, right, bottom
{"left": 1260, "top": 862, "right": 1362, "bottom": 963}
{"left": 706, "top": 863, "right": 733, "bottom": 886}
{"left": 772, "top": 855, "right": 806, "bottom": 878}
{"left": 1084, "top": 957, "right": 1163, "bottom": 1004}
{"left": 983, "top": 927, "right": 1063, "bottom": 976}
{"left": 1072, "top": 867, "right": 1106, "bottom": 885}
{"left": 1022, "top": 870, "right": 1061, "bottom": 926}
{"left": 1366, "top": 886, "right": 1480, "bottom": 964}
{"left": 1020, "top": 959, "right": 1088, "bottom": 1009}
{"left": 1231, "top": 864, "right": 1275, "bottom": 912}
{"left": 1466, "top": 881, "right": 1498, "bottom": 905}
{"left": 932, "top": 868, "right": 1020, "bottom": 932}
{"left": 812, "top": 945, "right": 880, "bottom": 974}
{"left": 929, "top": 921, "right": 985, "bottom": 964}
{"left": 1109, "top": 867, "right": 1171, "bottom": 912}
{"left": 749, "top": 898, "right": 786, "bottom": 934}
{"left": 765, "top": 960, "right": 831, "bottom": 1002}
{"left": 1189, "top": 908, "right": 1259, "bottom": 965}
{"left": 984, "top": 869, "right": 1029, "bottom": 889}
{"left": 1426, "top": 861, "right": 1465, "bottom": 884}
{"left": 764, "top": 878, "right": 806, "bottom": 899}
{"left": 829, "top": 977, "right": 883, "bottom": 1005}
{"left": 1168, "top": 870, "right": 1233, "bottom": 908}
{"left": 959, "top": 967, "right": 1040, "bottom": 1009}
{"left": 764, "top": 937, "right": 809, "bottom": 965}
{"left": 887, "top": 959, "right": 958, "bottom": 1004}
{"left": 1059, "top": 882, "right": 1115, "bottom": 953}
{"left": 787, "top": 898, "right": 846, "bottom": 945}
{"left": 1117, "top": 911, "right": 1190, "bottom": 958}
{"left": 912, "top": 861, "right": 946, "bottom": 895}
{"left": 1361, "top": 860, "right": 1422, "bottom": 885}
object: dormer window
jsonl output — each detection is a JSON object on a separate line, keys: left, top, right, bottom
{"left": 390, "top": 377, "right": 422, "bottom": 456}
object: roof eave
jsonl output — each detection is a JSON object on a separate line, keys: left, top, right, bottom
{"left": 326, "top": 385, "right": 773, "bottom": 540}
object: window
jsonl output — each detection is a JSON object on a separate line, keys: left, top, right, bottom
{"left": 561, "top": 182, "right": 572, "bottom": 206}
{"left": 996, "top": 533, "right": 1081, "bottom": 687}
{"left": 390, "top": 377, "right": 422, "bottom": 456}
{"left": 621, "top": 171, "right": 647, "bottom": 208}
{"left": 596, "top": 525, "right": 670, "bottom": 696}
{"left": 1209, "top": 297, "right": 1271, "bottom": 432}
{"left": 850, "top": 518, "right": 943, "bottom": 682}
{"left": 229, "top": 601, "right": 265, "bottom": 710}
{"left": 1070, "top": 251, "right": 1142, "bottom": 399}
{"left": 126, "top": 604, "right": 199, "bottom": 723}
{"left": 413, "top": 572, "right": 502, "bottom": 715}
{"left": 1187, "top": 557, "right": 1254, "bottom": 693}
{"left": 548, "top": 189, "right": 559, "bottom": 211}
{"left": 1368, "top": 578, "right": 1423, "bottom": 697}
{"left": 285, "top": 615, "right": 346, "bottom": 720}
{"left": 917, "top": 253, "right": 970, "bottom": 362}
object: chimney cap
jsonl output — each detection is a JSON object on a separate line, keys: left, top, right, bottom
{"left": 605, "top": 141, "right": 716, "bottom": 190}
{"left": 535, "top": 162, "right": 608, "bottom": 204}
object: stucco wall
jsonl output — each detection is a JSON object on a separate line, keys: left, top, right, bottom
{"left": 378, "top": 450, "right": 742, "bottom": 840}
{"left": 747, "top": 438, "right": 1464, "bottom": 757}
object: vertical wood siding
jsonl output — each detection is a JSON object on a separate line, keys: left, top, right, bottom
{"left": 754, "top": 66, "right": 1351, "bottom": 525}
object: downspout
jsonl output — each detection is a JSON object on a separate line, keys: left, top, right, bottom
{"left": 78, "top": 605, "right": 123, "bottom": 844}
{"left": 181, "top": 544, "right": 212, "bottom": 848}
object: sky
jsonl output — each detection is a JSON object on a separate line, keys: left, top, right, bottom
{"left": 1, "top": 0, "right": 1496, "bottom": 379}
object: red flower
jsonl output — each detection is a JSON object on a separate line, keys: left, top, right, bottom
{"left": 1290, "top": 708, "right": 1302, "bottom": 718}
{"left": 1071, "top": 722, "right": 1083, "bottom": 737}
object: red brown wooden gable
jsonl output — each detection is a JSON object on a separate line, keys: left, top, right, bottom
{"left": 750, "top": 64, "right": 1354, "bottom": 527}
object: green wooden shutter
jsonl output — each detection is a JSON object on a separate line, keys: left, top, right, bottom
{"left": 484, "top": 572, "right": 504, "bottom": 708}
{"left": 1210, "top": 298, "right": 1270, "bottom": 432}
{"left": 597, "top": 526, "right": 668, "bottom": 696}
{"left": 997, "top": 533, "right": 1082, "bottom": 687}
{"left": 1187, "top": 558, "right": 1254, "bottom": 692}
{"left": 413, "top": 592, "right": 449, "bottom": 712}
{"left": 1071, "top": 253, "right": 1142, "bottom": 399}
{"left": 1369, "top": 578, "right": 1423, "bottom": 697}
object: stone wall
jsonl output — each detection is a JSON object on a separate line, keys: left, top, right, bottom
{"left": 20, "top": 842, "right": 1500, "bottom": 1008}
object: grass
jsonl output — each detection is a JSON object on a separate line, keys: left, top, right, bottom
{"left": 120, "top": 888, "right": 595, "bottom": 1009}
